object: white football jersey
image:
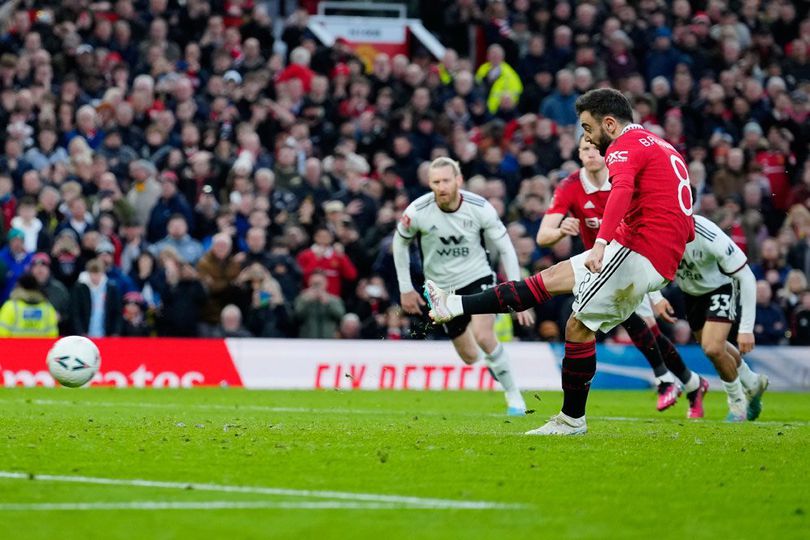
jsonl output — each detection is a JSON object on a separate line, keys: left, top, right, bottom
{"left": 675, "top": 215, "right": 748, "bottom": 296}
{"left": 396, "top": 190, "right": 504, "bottom": 289}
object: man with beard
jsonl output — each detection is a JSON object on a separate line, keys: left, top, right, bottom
{"left": 425, "top": 89, "right": 695, "bottom": 435}
{"left": 394, "top": 157, "right": 531, "bottom": 416}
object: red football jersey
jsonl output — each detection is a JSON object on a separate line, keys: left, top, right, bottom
{"left": 546, "top": 169, "right": 611, "bottom": 250}
{"left": 600, "top": 124, "right": 695, "bottom": 280}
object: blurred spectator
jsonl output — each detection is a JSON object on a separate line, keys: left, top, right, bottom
{"left": 29, "top": 252, "right": 70, "bottom": 335}
{"left": 70, "top": 258, "right": 123, "bottom": 337}
{"left": 196, "top": 233, "right": 241, "bottom": 335}
{"left": 754, "top": 280, "right": 788, "bottom": 345}
{"left": 96, "top": 239, "right": 135, "bottom": 294}
{"left": 156, "top": 255, "right": 206, "bottom": 337}
{"left": 150, "top": 214, "right": 204, "bottom": 265}
{"left": 50, "top": 230, "right": 84, "bottom": 289}
{"left": 751, "top": 238, "right": 790, "bottom": 287}
{"left": 338, "top": 313, "right": 362, "bottom": 339}
{"left": 215, "top": 304, "right": 253, "bottom": 338}
{"left": 540, "top": 69, "right": 578, "bottom": 127}
{"left": 55, "top": 197, "right": 94, "bottom": 240}
{"left": 126, "top": 160, "right": 161, "bottom": 226}
{"left": 119, "top": 222, "right": 149, "bottom": 276}
{"left": 779, "top": 270, "right": 808, "bottom": 321}
{"left": 129, "top": 251, "right": 165, "bottom": 310}
{"left": 267, "top": 238, "right": 303, "bottom": 302}
{"left": 294, "top": 270, "right": 345, "bottom": 338}
{"left": 791, "top": 291, "right": 810, "bottom": 345}
{"left": 235, "top": 263, "right": 291, "bottom": 338}
{"left": 296, "top": 227, "right": 357, "bottom": 297}
{"left": 0, "top": 228, "right": 33, "bottom": 302}
{"left": 0, "top": 273, "right": 58, "bottom": 337}
{"left": 147, "top": 171, "right": 195, "bottom": 243}
{"left": 121, "top": 291, "right": 152, "bottom": 337}
{"left": 10, "top": 197, "right": 49, "bottom": 254}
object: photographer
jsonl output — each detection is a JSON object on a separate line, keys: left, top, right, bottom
{"left": 294, "top": 270, "right": 345, "bottom": 339}
{"left": 235, "top": 262, "right": 291, "bottom": 338}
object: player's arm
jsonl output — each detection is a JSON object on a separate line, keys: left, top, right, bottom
{"left": 587, "top": 142, "right": 644, "bottom": 272}
{"left": 708, "top": 221, "right": 756, "bottom": 353}
{"left": 649, "top": 289, "right": 677, "bottom": 324}
{"left": 536, "top": 212, "right": 580, "bottom": 247}
{"left": 393, "top": 209, "right": 425, "bottom": 314}
{"left": 537, "top": 182, "right": 579, "bottom": 247}
{"left": 730, "top": 265, "right": 756, "bottom": 353}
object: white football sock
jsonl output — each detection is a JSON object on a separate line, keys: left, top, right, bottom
{"left": 655, "top": 371, "right": 677, "bottom": 386}
{"left": 722, "top": 377, "right": 746, "bottom": 403}
{"left": 485, "top": 343, "right": 524, "bottom": 406}
{"left": 447, "top": 294, "right": 464, "bottom": 317}
{"left": 683, "top": 372, "right": 701, "bottom": 394}
{"left": 737, "top": 360, "right": 759, "bottom": 390}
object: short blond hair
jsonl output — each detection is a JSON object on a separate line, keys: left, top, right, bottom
{"left": 428, "top": 157, "right": 461, "bottom": 178}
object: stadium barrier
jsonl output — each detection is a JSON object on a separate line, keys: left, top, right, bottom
{"left": 1, "top": 338, "right": 808, "bottom": 391}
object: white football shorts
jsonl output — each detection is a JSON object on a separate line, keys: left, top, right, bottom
{"left": 570, "top": 241, "right": 668, "bottom": 333}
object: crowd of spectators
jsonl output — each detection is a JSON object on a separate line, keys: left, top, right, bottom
{"left": 0, "top": 0, "right": 808, "bottom": 345}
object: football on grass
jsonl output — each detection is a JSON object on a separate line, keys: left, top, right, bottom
{"left": 46, "top": 336, "right": 101, "bottom": 388}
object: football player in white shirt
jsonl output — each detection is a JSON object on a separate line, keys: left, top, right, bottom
{"left": 393, "top": 157, "right": 531, "bottom": 415}
{"left": 651, "top": 215, "right": 769, "bottom": 422}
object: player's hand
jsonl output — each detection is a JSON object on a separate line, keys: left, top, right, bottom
{"left": 585, "top": 242, "right": 606, "bottom": 273}
{"left": 400, "top": 290, "right": 426, "bottom": 315}
{"left": 559, "top": 217, "right": 580, "bottom": 237}
{"left": 516, "top": 310, "right": 534, "bottom": 327}
{"left": 737, "top": 333, "right": 755, "bottom": 354}
{"left": 653, "top": 298, "right": 677, "bottom": 324}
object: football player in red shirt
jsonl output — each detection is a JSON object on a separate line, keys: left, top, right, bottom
{"left": 538, "top": 137, "right": 707, "bottom": 415}
{"left": 425, "top": 88, "right": 696, "bottom": 435}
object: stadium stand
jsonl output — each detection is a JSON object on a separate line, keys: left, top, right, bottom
{"left": 0, "top": 0, "right": 807, "bottom": 345}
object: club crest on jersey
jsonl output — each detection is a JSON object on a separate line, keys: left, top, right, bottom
{"left": 606, "top": 151, "right": 629, "bottom": 166}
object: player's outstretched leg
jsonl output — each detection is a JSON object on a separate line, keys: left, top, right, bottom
{"left": 728, "top": 342, "right": 769, "bottom": 420}
{"left": 620, "top": 313, "right": 680, "bottom": 411}
{"left": 425, "top": 269, "right": 563, "bottom": 324}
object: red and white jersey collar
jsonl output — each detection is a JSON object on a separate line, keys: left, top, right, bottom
{"left": 579, "top": 167, "right": 611, "bottom": 194}
{"left": 620, "top": 123, "right": 643, "bottom": 136}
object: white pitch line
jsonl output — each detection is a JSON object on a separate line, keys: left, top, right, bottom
{"left": 0, "top": 501, "right": 409, "bottom": 511}
{"left": 0, "top": 472, "right": 523, "bottom": 510}
{"left": 4, "top": 398, "right": 808, "bottom": 426}
{"left": 21, "top": 398, "right": 425, "bottom": 417}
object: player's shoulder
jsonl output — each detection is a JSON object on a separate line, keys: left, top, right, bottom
{"left": 408, "top": 192, "right": 436, "bottom": 213}
{"left": 693, "top": 215, "right": 721, "bottom": 242}
{"left": 460, "top": 190, "right": 487, "bottom": 208}
{"left": 556, "top": 171, "right": 583, "bottom": 195}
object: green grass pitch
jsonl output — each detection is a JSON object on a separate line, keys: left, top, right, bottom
{"left": 0, "top": 387, "right": 808, "bottom": 539}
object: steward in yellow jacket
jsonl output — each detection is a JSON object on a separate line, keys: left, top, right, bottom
{"left": 474, "top": 45, "right": 523, "bottom": 114}
{"left": 0, "top": 274, "right": 58, "bottom": 337}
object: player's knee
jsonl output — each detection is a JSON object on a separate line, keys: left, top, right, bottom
{"left": 458, "top": 349, "right": 479, "bottom": 364}
{"left": 565, "top": 316, "right": 593, "bottom": 342}
{"left": 472, "top": 328, "right": 496, "bottom": 350}
{"left": 702, "top": 340, "right": 725, "bottom": 360}
{"left": 540, "top": 261, "right": 573, "bottom": 294}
